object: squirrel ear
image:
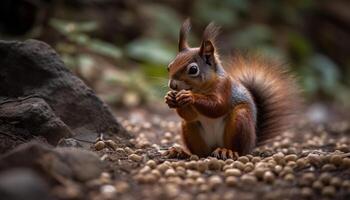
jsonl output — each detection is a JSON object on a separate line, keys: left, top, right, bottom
{"left": 179, "top": 18, "right": 191, "bottom": 52}
{"left": 200, "top": 22, "right": 219, "bottom": 65}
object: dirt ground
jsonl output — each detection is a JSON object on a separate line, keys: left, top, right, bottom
{"left": 53, "top": 104, "right": 350, "bottom": 200}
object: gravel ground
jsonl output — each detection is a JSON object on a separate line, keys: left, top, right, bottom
{"left": 55, "top": 107, "right": 350, "bottom": 200}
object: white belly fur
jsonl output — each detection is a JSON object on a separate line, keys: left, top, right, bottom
{"left": 197, "top": 114, "right": 226, "bottom": 149}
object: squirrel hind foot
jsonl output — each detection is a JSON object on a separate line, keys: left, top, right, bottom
{"left": 163, "top": 146, "right": 191, "bottom": 159}
{"left": 211, "top": 148, "right": 238, "bottom": 160}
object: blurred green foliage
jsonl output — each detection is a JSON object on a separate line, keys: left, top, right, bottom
{"left": 36, "top": 0, "right": 350, "bottom": 107}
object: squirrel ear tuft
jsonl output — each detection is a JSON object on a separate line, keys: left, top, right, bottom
{"left": 200, "top": 22, "right": 220, "bottom": 65}
{"left": 179, "top": 18, "right": 191, "bottom": 52}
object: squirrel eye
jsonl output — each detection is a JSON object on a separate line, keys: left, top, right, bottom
{"left": 186, "top": 63, "right": 200, "bottom": 77}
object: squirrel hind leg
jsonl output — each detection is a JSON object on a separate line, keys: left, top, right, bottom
{"left": 223, "top": 104, "right": 256, "bottom": 155}
{"left": 181, "top": 121, "right": 210, "bottom": 157}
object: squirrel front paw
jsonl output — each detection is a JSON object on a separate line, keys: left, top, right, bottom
{"left": 211, "top": 148, "right": 239, "bottom": 160}
{"left": 164, "top": 91, "right": 178, "bottom": 108}
{"left": 163, "top": 146, "right": 191, "bottom": 159}
{"left": 176, "top": 90, "right": 194, "bottom": 107}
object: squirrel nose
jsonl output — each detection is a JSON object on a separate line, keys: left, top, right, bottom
{"left": 169, "top": 80, "right": 178, "bottom": 90}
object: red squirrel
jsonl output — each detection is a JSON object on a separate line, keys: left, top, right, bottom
{"left": 164, "top": 19, "right": 300, "bottom": 159}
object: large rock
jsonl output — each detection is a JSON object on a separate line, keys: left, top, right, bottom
{"left": 0, "top": 39, "right": 128, "bottom": 151}
{"left": 0, "top": 142, "right": 103, "bottom": 182}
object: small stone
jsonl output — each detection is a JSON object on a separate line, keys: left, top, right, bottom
{"left": 296, "top": 158, "right": 307, "bottom": 168}
{"left": 151, "top": 170, "right": 161, "bottom": 178}
{"left": 274, "top": 165, "right": 283, "bottom": 174}
{"left": 146, "top": 160, "right": 157, "bottom": 169}
{"left": 319, "top": 173, "right": 331, "bottom": 184}
{"left": 128, "top": 154, "right": 143, "bottom": 162}
{"left": 330, "top": 154, "right": 342, "bottom": 166}
{"left": 157, "top": 163, "right": 171, "bottom": 173}
{"left": 285, "top": 154, "right": 298, "bottom": 162}
{"left": 185, "top": 161, "right": 198, "bottom": 170}
{"left": 225, "top": 176, "right": 238, "bottom": 187}
{"left": 284, "top": 174, "right": 295, "bottom": 182}
{"left": 254, "top": 167, "right": 267, "bottom": 179}
{"left": 124, "top": 147, "right": 134, "bottom": 154}
{"left": 233, "top": 161, "right": 245, "bottom": 170}
{"left": 224, "top": 169, "right": 242, "bottom": 177}
{"left": 114, "top": 181, "right": 129, "bottom": 193}
{"left": 197, "top": 161, "right": 208, "bottom": 173}
{"left": 321, "top": 186, "right": 335, "bottom": 197}
{"left": 165, "top": 168, "right": 176, "bottom": 177}
{"left": 251, "top": 157, "right": 261, "bottom": 163}
{"left": 208, "top": 175, "right": 223, "bottom": 188}
{"left": 100, "top": 185, "right": 117, "bottom": 199}
{"left": 238, "top": 156, "right": 249, "bottom": 164}
{"left": 312, "top": 180, "right": 323, "bottom": 190}
{"left": 139, "top": 166, "right": 151, "bottom": 174}
{"left": 190, "top": 155, "right": 199, "bottom": 161}
{"left": 322, "top": 164, "right": 336, "bottom": 171}
{"left": 105, "top": 140, "right": 118, "bottom": 150}
{"left": 208, "top": 158, "right": 221, "bottom": 170}
{"left": 225, "top": 159, "right": 234, "bottom": 165}
{"left": 330, "top": 177, "right": 342, "bottom": 187}
{"left": 94, "top": 141, "right": 106, "bottom": 151}
{"left": 263, "top": 171, "right": 275, "bottom": 183}
{"left": 186, "top": 170, "right": 200, "bottom": 179}
{"left": 300, "top": 173, "right": 316, "bottom": 186}
{"left": 342, "top": 158, "right": 350, "bottom": 168}
{"left": 241, "top": 174, "right": 257, "bottom": 185}
{"left": 342, "top": 180, "right": 350, "bottom": 188}
{"left": 300, "top": 187, "right": 313, "bottom": 198}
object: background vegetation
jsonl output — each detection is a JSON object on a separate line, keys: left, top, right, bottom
{"left": 1, "top": 0, "right": 350, "bottom": 108}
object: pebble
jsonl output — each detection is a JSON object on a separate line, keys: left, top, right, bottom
{"left": 208, "top": 175, "right": 223, "bottom": 188}
{"left": 319, "top": 173, "right": 331, "bottom": 184}
{"left": 285, "top": 154, "right": 298, "bottom": 162}
{"left": 322, "top": 164, "right": 336, "bottom": 171}
{"left": 94, "top": 141, "right": 106, "bottom": 151}
{"left": 330, "top": 154, "right": 342, "bottom": 166}
{"left": 165, "top": 168, "right": 176, "bottom": 177}
{"left": 284, "top": 174, "right": 295, "bottom": 182}
{"left": 128, "top": 154, "right": 143, "bottom": 162}
{"left": 300, "top": 187, "right": 313, "bottom": 198}
{"left": 312, "top": 180, "right": 323, "bottom": 190}
{"left": 146, "top": 160, "right": 157, "bottom": 169}
{"left": 263, "top": 171, "right": 275, "bottom": 183}
{"left": 197, "top": 161, "right": 208, "bottom": 173}
{"left": 185, "top": 161, "right": 198, "bottom": 170}
{"left": 241, "top": 174, "right": 257, "bottom": 185}
{"left": 330, "top": 177, "right": 342, "bottom": 187}
{"left": 114, "top": 181, "right": 129, "bottom": 193}
{"left": 190, "top": 155, "right": 199, "bottom": 161}
{"left": 321, "top": 186, "right": 336, "bottom": 197}
{"left": 238, "top": 156, "right": 249, "bottom": 164}
{"left": 105, "top": 140, "right": 118, "bottom": 150}
{"left": 342, "top": 158, "right": 350, "bottom": 168}
{"left": 300, "top": 173, "right": 316, "bottom": 186}
{"left": 224, "top": 169, "right": 242, "bottom": 177}
{"left": 225, "top": 176, "right": 238, "bottom": 187}
{"left": 208, "top": 158, "right": 221, "bottom": 170}
{"left": 100, "top": 185, "right": 117, "bottom": 198}
{"left": 186, "top": 170, "right": 200, "bottom": 179}
{"left": 232, "top": 161, "right": 245, "bottom": 171}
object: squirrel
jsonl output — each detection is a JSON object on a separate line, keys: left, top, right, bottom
{"left": 164, "top": 19, "right": 300, "bottom": 159}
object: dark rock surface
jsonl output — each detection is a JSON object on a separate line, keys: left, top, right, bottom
{"left": 0, "top": 142, "right": 103, "bottom": 182}
{"left": 0, "top": 39, "right": 128, "bottom": 151}
{"left": 0, "top": 168, "right": 51, "bottom": 200}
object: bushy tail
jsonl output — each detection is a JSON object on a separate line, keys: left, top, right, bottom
{"left": 227, "top": 54, "right": 301, "bottom": 145}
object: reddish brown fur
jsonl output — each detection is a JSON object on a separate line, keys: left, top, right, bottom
{"left": 165, "top": 20, "right": 300, "bottom": 158}
{"left": 226, "top": 54, "right": 301, "bottom": 145}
